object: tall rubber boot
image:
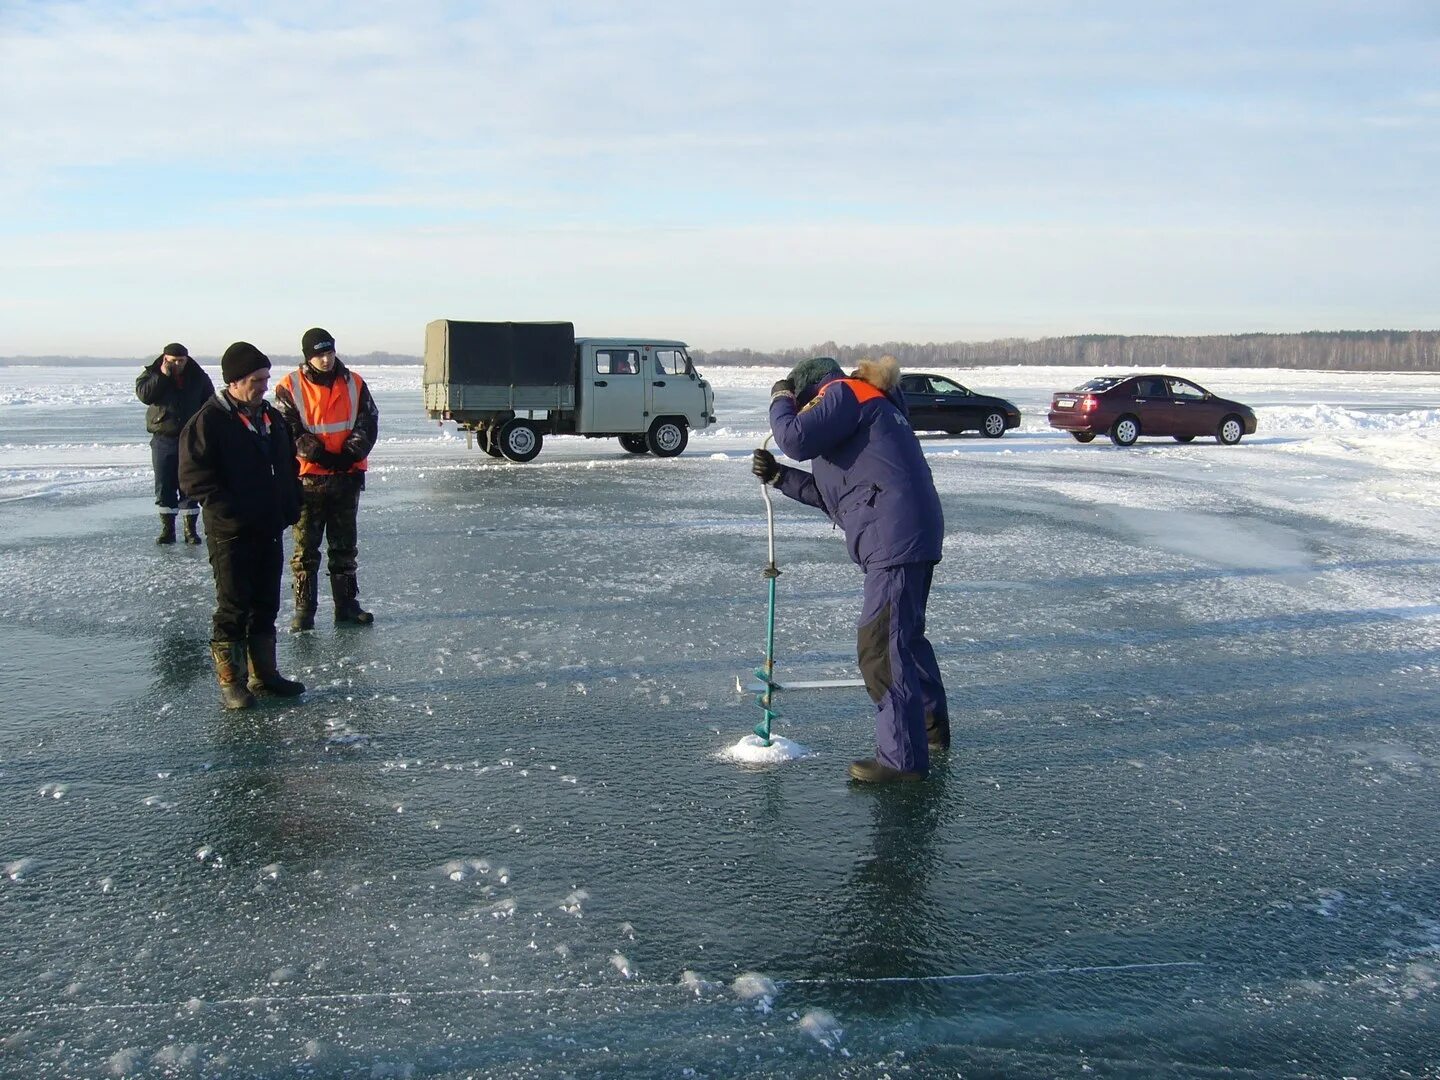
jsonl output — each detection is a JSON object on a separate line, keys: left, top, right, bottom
{"left": 290, "top": 572, "right": 317, "bottom": 632}
{"left": 926, "top": 712, "right": 951, "bottom": 751}
{"left": 156, "top": 513, "right": 177, "bottom": 545}
{"left": 848, "top": 758, "right": 925, "bottom": 784}
{"left": 181, "top": 512, "right": 202, "bottom": 545}
{"left": 332, "top": 573, "right": 374, "bottom": 625}
{"left": 209, "top": 641, "right": 255, "bottom": 710}
{"left": 246, "top": 632, "right": 305, "bottom": 697}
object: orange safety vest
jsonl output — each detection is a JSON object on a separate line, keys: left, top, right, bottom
{"left": 814, "top": 377, "right": 886, "bottom": 405}
{"left": 280, "top": 368, "right": 368, "bottom": 476}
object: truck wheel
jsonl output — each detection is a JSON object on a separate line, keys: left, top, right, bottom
{"left": 646, "top": 418, "right": 688, "bottom": 457}
{"left": 498, "top": 419, "right": 542, "bottom": 462}
{"left": 481, "top": 427, "right": 504, "bottom": 458}
{"left": 618, "top": 434, "right": 650, "bottom": 454}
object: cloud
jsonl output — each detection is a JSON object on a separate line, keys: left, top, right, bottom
{"left": 0, "top": 0, "right": 1436, "bottom": 351}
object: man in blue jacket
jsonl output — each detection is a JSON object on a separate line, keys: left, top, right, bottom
{"left": 752, "top": 355, "right": 949, "bottom": 783}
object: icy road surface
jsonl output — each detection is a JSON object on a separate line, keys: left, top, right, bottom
{"left": 1, "top": 363, "right": 1438, "bottom": 1077}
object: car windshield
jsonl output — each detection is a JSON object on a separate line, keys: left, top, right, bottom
{"left": 1074, "top": 377, "right": 1121, "bottom": 392}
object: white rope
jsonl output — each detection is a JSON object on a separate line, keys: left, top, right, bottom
{"left": 3, "top": 960, "right": 1205, "bottom": 1020}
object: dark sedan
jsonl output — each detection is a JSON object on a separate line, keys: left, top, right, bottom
{"left": 898, "top": 373, "right": 1021, "bottom": 437}
{"left": 1047, "top": 373, "right": 1258, "bottom": 446}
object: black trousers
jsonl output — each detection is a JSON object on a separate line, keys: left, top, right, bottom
{"left": 150, "top": 434, "right": 199, "bottom": 512}
{"left": 207, "top": 531, "right": 284, "bottom": 642}
{"left": 291, "top": 479, "right": 361, "bottom": 577}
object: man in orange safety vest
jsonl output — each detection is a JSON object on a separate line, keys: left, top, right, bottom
{"left": 274, "top": 327, "right": 380, "bottom": 630}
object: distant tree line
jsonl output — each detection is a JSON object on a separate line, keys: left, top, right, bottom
{"left": 691, "top": 330, "right": 1440, "bottom": 372}
{"left": 5, "top": 332, "right": 1437, "bottom": 371}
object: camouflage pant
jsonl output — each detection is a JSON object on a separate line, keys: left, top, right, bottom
{"left": 290, "top": 477, "right": 361, "bottom": 577}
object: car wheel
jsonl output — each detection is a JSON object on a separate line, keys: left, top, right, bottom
{"left": 646, "top": 418, "right": 688, "bottom": 457}
{"left": 1173, "top": 435, "right": 1196, "bottom": 443}
{"left": 1109, "top": 415, "right": 1140, "bottom": 446}
{"left": 618, "top": 434, "right": 649, "bottom": 454}
{"left": 1070, "top": 432, "right": 1096, "bottom": 443}
{"left": 981, "top": 411, "right": 1007, "bottom": 438}
{"left": 1217, "top": 416, "right": 1245, "bottom": 445}
{"left": 498, "top": 418, "right": 542, "bottom": 462}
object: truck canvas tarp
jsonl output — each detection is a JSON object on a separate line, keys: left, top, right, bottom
{"left": 424, "top": 320, "right": 577, "bottom": 414}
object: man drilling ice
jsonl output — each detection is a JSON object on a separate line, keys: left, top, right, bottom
{"left": 752, "top": 355, "right": 949, "bottom": 784}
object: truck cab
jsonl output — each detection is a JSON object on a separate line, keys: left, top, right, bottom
{"left": 578, "top": 338, "right": 713, "bottom": 455}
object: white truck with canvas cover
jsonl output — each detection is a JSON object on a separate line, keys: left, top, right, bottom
{"left": 423, "top": 320, "right": 716, "bottom": 462}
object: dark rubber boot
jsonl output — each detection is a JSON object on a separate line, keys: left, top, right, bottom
{"left": 181, "top": 513, "right": 202, "bottom": 545}
{"left": 926, "top": 712, "right": 950, "bottom": 752}
{"left": 331, "top": 573, "right": 374, "bottom": 625}
{"left": 246, "top": 632, "right": 305, "bottom": 697}
{"left": 848, "top": 757, "right": 925, "bottom": 784}
{"left": 290, "top": 572, "right": 317, "bottom": 632}
{"left": 210, "top": 641, "right": 255, "bottom": 710}
{"left": 156, "top": 514, "right": 177, "bottom": 545}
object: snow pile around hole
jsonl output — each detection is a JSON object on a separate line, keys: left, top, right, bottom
{"left": 722, "top": 733, "right": 814, "bottom": 764}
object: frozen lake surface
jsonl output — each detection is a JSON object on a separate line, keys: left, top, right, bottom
{"left": 2, "top": 362, "right": 1439, "bottom": 1077}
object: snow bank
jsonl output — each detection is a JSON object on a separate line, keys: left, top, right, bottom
{"left": 1257, "top": 404, "right": 1440, "bottom": 433}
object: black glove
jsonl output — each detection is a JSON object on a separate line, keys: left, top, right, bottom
{"left": 332, "top": 448, "right": 357, "bottom": 469}
{"left": 751, "top": 448, "right": 781, "bottom": 486}
{"left": 770, "top": 379, "right": 795, "bottom": 400}
{"left": 312, "top": 448, "right": 350, "bottom": 471}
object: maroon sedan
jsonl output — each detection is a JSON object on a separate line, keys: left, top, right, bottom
{"left": 1047, "top": 373, "right": 1258, "bottom": 446}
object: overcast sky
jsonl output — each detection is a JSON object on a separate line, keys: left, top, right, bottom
{"left": 2, "top": 0, "right": 1437, "bottom": 356}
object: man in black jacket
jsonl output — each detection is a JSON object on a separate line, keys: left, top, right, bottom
{"left": 135, "top": 342, "right": 214, "bottom": 544}
{"left": 179, "top": 343, "right": 305, "bottom": 710}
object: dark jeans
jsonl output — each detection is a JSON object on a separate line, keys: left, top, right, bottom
{"left": 207, "top": 531, "right": 284, "bottom": 642}
{"left": 291, "top": 478, "right": 361, "bottom": 577}
{"left": 857, "top": 562, "right": 946, "bottom": 773}
{"left": 150, "top": 434, "right": 199, "bottom": 512}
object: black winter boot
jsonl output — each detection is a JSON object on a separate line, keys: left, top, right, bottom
{"left": 331, "top": 573, "right": 374, "bottom": 625}
{"left": 926, "top": 712, "right": 951, "bottom": 751}
{"left": 181, "top": 512, "right": 202, "bottom": 545}
{"left": 848, "top": 758, "right": 925, "bottom": 784}
{"left": 156, "top": 513, "right": 177, "bottom": 545}
{"left": 290, "top": 572, "right": 317, "bottom": 632}
{"left": 209, "top": 641, "right": 255, "bottom": 710}
{"left": 246, "top": 632, "right": 305, "bottom": 697}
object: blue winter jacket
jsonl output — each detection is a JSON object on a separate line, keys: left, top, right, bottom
{"left": 769, "top": 366, "right": 944, "bottom": 571}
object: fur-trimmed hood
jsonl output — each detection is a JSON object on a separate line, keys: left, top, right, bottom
{"left": 851, "top": 355, "right": 902, "bottom": 392}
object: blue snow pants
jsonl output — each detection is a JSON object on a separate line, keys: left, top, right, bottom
{"left": 857, "top": 562, "right": 946, "bottom": 774}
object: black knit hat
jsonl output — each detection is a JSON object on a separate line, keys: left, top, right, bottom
{"left": 221, "top": 342, "right": 271, "bottom": 384}
{"left": 302, "top": 327, "right": 336, "bottom": 359}
{"left": 162, "top": 342, "right": 189, "bottom": 358}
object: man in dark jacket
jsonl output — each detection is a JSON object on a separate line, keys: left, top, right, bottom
{"left": 179, "top": 343, "right": 305, "bottom": 710}
{"left": 135, "top": 342, "right": 214, "bottom": 545}
{"left": 752, "top": 355, "right": 948, "bottom": 783}
{"left": 274, "top": 327, "right": 380, "bottom": 630}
